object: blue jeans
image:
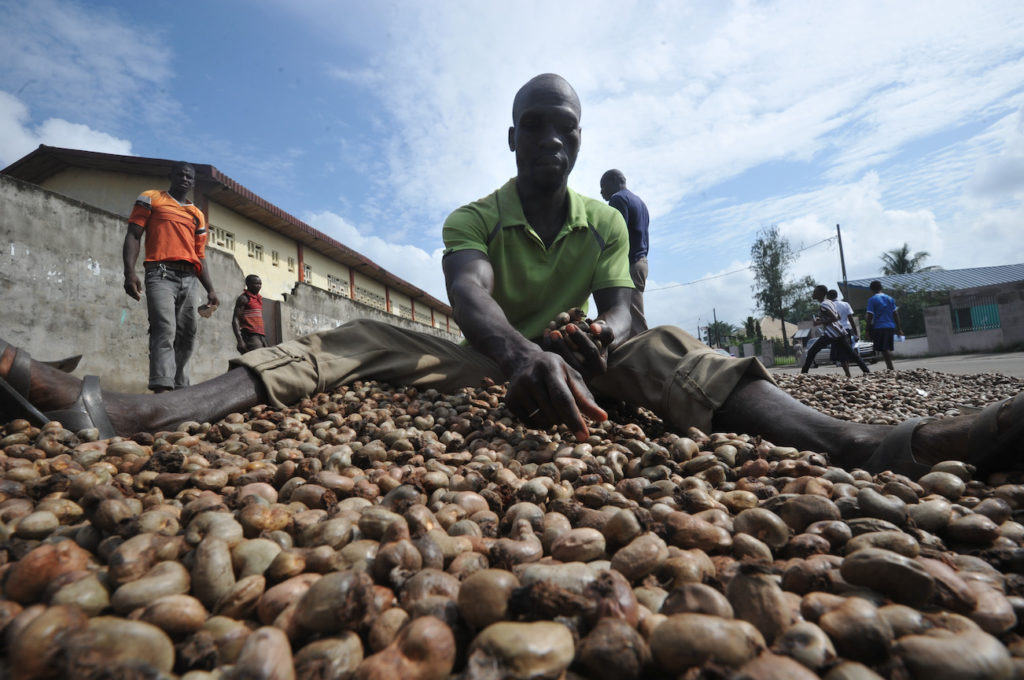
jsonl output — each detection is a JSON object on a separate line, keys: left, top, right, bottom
{"left": 145, "top": 265, "right": 198, "bottom": 390}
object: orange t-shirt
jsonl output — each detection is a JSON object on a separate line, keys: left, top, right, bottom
{"left": 128, "top": 190, "right": 208, "bottom": 272}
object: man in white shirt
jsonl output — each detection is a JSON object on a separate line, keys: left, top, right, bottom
{"left": 827, "top": 289, "right": 857, "bottom": 342}
{"left": 803, "top": 286, "right": 870, "bottom": 377}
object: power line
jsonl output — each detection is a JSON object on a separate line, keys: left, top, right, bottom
{"left": 647, "top": 236, "right": 836, "bottom": 292}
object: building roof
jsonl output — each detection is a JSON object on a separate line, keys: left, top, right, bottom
{"left": 841, "top": 263, "right": 1024, "bottom": 309}
{"left": 758, "top": 315, "right": 798, "bottom": 340}
{"left": 2, "top": 145, "right": 452, "bottom": 315}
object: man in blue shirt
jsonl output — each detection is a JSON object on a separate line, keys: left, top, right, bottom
{"left": 601, "top": 169, "right": 650, "bottom": 336}
{"left": 866, "top": 280, "right": 904, "bottom": 370}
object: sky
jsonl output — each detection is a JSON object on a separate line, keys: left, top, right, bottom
{"left": 2, "top": 0, "right": 1023, "bottom": 338}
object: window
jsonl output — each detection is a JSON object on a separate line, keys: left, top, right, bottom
{"left": 287, "top": 257, "right": 296, "bottom": 273}
{"left": 397, "top": 303, "right": 414, "bottom": 320}
{"left": 327, "top": 274, "right": 349, "bottom": 296}
{"left": 303, "top": 264, "right": 312, "bottom": 282}
{"left": 247, "top": 241, "right": 264, "bottom": 261}
{"left": 951, "top": 295, "right": 1001, "bottom": 333}
{"left": 211, "top": 226, "right": 235, "bottom": 251}
{"left": 354, "top": 285, "right": 387, "bottom": 311}
{"left": 271, "top": 250, "right": 279, "bottom": 267}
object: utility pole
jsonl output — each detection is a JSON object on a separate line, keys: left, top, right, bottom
{"left": 712, "top": 308, "right": 720, "bottom": 348}
{"left": 836, "top": 223, "right": 849, "bottom": 299}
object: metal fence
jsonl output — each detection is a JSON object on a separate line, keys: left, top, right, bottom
{"left": 951, "top": 295, "right": 1001, "bottom": 333}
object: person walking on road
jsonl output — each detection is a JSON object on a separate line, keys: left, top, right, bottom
{"left": 827, "top": 289, "right": 858, "bottom": 342}
{"left": 122, "top": 162, "right": 219, "bottom": 392}
{"left": 600, "top": 169, "right": 649, "bottom": 337}
{"left": 866, "top": 280, "right": 904, "bottom": 371}
{"left": 802, "top": 285, "right": 870, "bottom": 377}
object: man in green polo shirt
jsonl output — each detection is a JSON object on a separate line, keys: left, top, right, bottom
{"left": 7, "top": 73, "right": 1021, "bottom": 478}
{"left": 436, "top": 73, "right": 772, "bottom": 441}
{"left": 442, "top": 177, "right": 632, "bottom": 342}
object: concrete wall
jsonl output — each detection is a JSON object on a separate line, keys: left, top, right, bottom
{"left": 892, "top": 336, "right": 929, "bottom": 358}
{"left": 924, "top": 285, "right": 1024, "bottom": 354}
{"left": 1, "top": 174, "right": 458, "bottom": 394}
{"left": 994, "top": 287, "right": 1024, "bottom": 343}
{"left": 279, "top": 282, "right": 455, "bottom": 343}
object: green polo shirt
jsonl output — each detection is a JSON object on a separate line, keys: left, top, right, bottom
{"left": 443, "top": 178, "right": 634, "bottom": 340}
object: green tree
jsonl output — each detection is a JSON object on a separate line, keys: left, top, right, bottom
{"left": 885, "top": 285, "right": 950, "bottom": 337}
{"left": 784, "top": 275, "right": 818, "bottom": 325}
{"left": 880, "top": 243, "right": 941, "bottom": 275}
{"left": 742, "top": 316, "right": 763, "bottom": 341}
{"left": 704, "top": 320, "right": 739, "bottom": 347}
{"left": 750, "top": 226, "right": 804, "bottom": 348}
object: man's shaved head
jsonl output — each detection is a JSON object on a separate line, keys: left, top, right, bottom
{"left": 601, "top": 169, "right": 626, "bottom": 186}
{"left": 512, "top": 73, "right": 581, "bottom": 125}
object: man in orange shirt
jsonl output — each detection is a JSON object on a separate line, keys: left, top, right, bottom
{"left": 122, "top": 162, "right": 219, "bottom": 392}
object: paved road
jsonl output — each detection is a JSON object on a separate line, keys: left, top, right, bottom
{"left": 771, "top": 351, "right": 1024, "bottom": 379}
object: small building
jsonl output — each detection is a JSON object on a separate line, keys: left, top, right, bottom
{"left": 758, "top": 315, "right": 799, "bottom": 342}
{"left": 842, "top": 264, "right": 1024, "bottom": 355}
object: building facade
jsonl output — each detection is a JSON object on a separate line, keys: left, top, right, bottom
{"left": 1, "top": 146, "right": 460, "bottom": 393}
{"left": 2, "top": 145, "right": 457, "bottom": 334}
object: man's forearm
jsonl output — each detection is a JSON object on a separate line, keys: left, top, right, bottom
{"left": 450, "top": 281, "right": 539, "bottom": 377}
{"left": 197, "top": 262, "right": 216, "bottom": 295}
{"left": 590, "top": 287, "right": 632, "bottom": 348}
{"left": 122, "top": 231, "right": 140, "bottom": 274}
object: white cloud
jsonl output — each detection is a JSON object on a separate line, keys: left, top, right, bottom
{"left": 274, "top": 1, "right": 1024, "bottom": 265}
{"left": 967, "top": 107, "right": 1024, "bottom": 200}
{"left": 304, "top": 210, "right": 448, "bottom": 302}
{"left": 0, "top": 0, "right": 178, "bottom": 135}
{"left": 643, "top": 171, "right": 954, "bottom": 331}
{"left": 0, "top": 92, "right": 35, "bottom": 164}
{"left": 644, "top": 263, "right": 758, "bottom": 341}
{"left": 0, "top": 91, "right": 132, "bottom": 166}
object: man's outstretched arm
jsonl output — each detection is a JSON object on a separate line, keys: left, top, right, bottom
{"left": 442, "top": 249, "right": 606, "bottom": 440}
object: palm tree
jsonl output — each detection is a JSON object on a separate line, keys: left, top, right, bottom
{"left": 879, "top": 243, "right": 941, "bottom": 275}
{"left": 704, "top": 321, "right": 739, "bottom": 347}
